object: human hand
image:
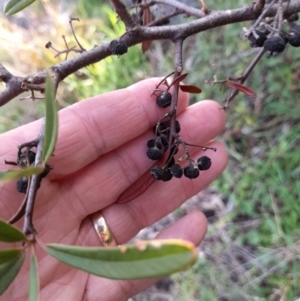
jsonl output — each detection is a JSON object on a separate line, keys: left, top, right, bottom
{"left": 0, "top": 78, "right": 227, "bottom": 301}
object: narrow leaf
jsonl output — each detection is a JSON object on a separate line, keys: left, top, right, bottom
{"left": 0, "top": 167, "right": 44, "bottom": 183}
{"left": 226, "top": 80, "right": 256, "bottom": 96}
{"left": 0, "top": 219, "right": 26, "bottom": 242}
{"left": 0, "top": 251, "right": 25, "bottom": 295}
{"left": 45, "top": 239, "right": 197, "bottom": 280}
{"left": 117, "top": 170, "right": 155, "bottom": 204}
{"left": 28, "top": 254, "right": 39, "bottom": 301}
{"left": 170, "top": 73, "right": 189, "bottom": 86}
{"left": 142, "top": 40, "right": 152, "bottom": 53}
{"left": 141, "top": 6, "right": 153, "bottom": 53}
{"left": 179, "top": 84, "right": 202, "bottom": 94}
{"left": 43, "top": 72, "right": 58, "bottom": 163}
{"left": 4, "top": 0, "right": 36, "bottom": 15}
{"left": 0, "top": 249, "right": 24, "bottom": 264}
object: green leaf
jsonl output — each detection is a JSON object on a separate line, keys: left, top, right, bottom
{"left": 4, "top": 0, "right": 36, "bottom": 15}
{"left": 0, "top": 219, "right": 26, "bottom": 242}
{"left": 43, "top": 72, "right": 58, "bottom": 164}
{"left": 0, "top": 249, "right": 24, "bottom": 264}
{"left": 28, "top": 254, "right": 39, "bottom": 301}
{"left": 0, "top": 167, "right": 44, "bottom": 183}
{"left": 0, "top": 251, "right": 25, "bottom": 295}
{"left": 45, "top": 239, "right": 197, "bottom": 280}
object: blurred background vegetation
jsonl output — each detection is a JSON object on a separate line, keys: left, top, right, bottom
{"left": 1, "top": 0, "right": 300, "bottom": 300}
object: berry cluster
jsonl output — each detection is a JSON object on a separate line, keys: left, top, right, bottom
{"left": 247, "top": 13, "right": 300, "bottom": 57}
{"left": 147, "top": 82, "right": 215, "bottom": 181}
{"left": 150, "top": 155, "right": 212, "bottom": 181}
{"left": 17, "top": 150, "right": 36, "bottom": 193}
{"left": 146, "top": 119, "right": 180, "bottom": 161}
{"left": 5, "top": 148, "right": 52, "bottom": 194}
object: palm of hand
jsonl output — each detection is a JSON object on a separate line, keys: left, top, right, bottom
{"left": 0, "top": 78, "right": 227, "bottom": 301}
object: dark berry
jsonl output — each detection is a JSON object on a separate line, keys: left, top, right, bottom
{"left": 184, "top": 163, "right": 199, "bottom": 179}
{"left": 156, "top": 92, "right": 172, "bottom": 108}
{"left": 166, "top": 120, "right": 181, "bottom": 133}
{"left": 288, "top": 25, "right": 300, "bottom": 47}
{"left": 248, "top": 30, "right": 267, "bottom": 48}
{"left": 170, "top": 164, "right": 183, "bottom": 178}
{"left": 147, "top": 147, "right": 163, "bottom": 160}
{"left": 150, "top": 166, "right": 164, "bottom": 180}
{"left": 153, "top": 123, "right": 168, "bottom": 135}
{"left": 17, "top": 150, "right": 36, "bottom": 168}
{"left": 147, "top": 139, "right": 162, "bottom": 150}
{"left": 263, "top": 35, "right": 286, "bottom": 55}
{"left": 17, "top": 177, "right": 28, "bottom": 194}
{"left": 150, "top": 166, "right": 172, "bottom": 181}
{"left": 197, "top": 156, "right": 212, "bottom": 170}
{"left": 110, "top": 40, "right": 128, "bottom": 57}
{"left": 161, "top": 169, "right": 173, "bottom": 182}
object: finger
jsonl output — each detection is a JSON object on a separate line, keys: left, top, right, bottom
{"left": 99, "top": 141, "right": 227, "bottom": 245}
{"left": 0, "top": 78, "right": 189, "bottom": 178}
{"left": 0, "top": 78, "right": 188, "bottom": 220}
{"left": 22, "top": 140, "right": 225, "bottom": 245}
{"left": 83, "top": 211, "right": 207, "bottom": 301}
{"left": 52, "top": 101, "right": 226, "bottom": 219}
{"left": 7, "top": 101, "right": 225, "bottom": 243}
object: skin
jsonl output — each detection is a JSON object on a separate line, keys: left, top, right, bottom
{"left": 0, "top": 78, "right": 228, "bottom": 301}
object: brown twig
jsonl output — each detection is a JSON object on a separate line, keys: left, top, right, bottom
{"left": 1, "top": 1, "right": 300, "bottom": 105}
{"left": 206, "top": 46, "right": 266, "bottom": 108}
{"left": 46, "top": 37, "right": 83, "bottom": 60}
{"left": 109, "top": 0, "right": 136, "bottom": 29}
{"left": 147, "top": 9, "right": 183, "bottom": 27}
{"left": 0, "top": 64, "right": 24, "bottom": 106}
{"left": 223, "top": 47, "right": 266, "bottom": 108}
{"left": 22, "top": 122, "right": 45, "bottom": 236}
{"left": 167, "top": 39, "right": 183, "bottom": 155}
{"left": 69, "top": 18, "right": 86, "bottom": 52}
{"left": 148, "top": 0, "right": 205, "bottom": 18}
{"left": 245, "top": 0, "right": 277, "bottom": 37}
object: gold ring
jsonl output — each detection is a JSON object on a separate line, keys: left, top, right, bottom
{"left": 91, "top": 212, "right": 117, "bottom": 247}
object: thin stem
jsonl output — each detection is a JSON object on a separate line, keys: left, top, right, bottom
{"left": 248, "top": 0, "right": 277, "bottom": 32}
{"left": 147, "top": 9, "right": 183, "bottom": 27}
{"left": 23, "top": 120, "right": 45, "bottom": 236}
{"left": 168, "top": 39, "right": 183, "bottom": 151}
{"left": 0, "top": 64, "right": 24, "bottom": 106}
{"left": 149, "top": 0, "right": 205, "bottom": 18}
{"left": 69, "top": 18, "right": 86, "bottom": 52}
{"left": 8, "top": 191, "right": 29, "bottom": 224}
{"left": 276, "top": 0, "right": 284, "bottom": 32}
{"left": 1, "top": 1, "right": 300, "bottom": 104}
{"left": 241, "top": 47, "right": 266, "bottom": 81}
{"left": 223, "top": 47, "right": 265, "bottom": 108}
{"left": 109, "top": 0, "right": 136, "bottom": 29}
